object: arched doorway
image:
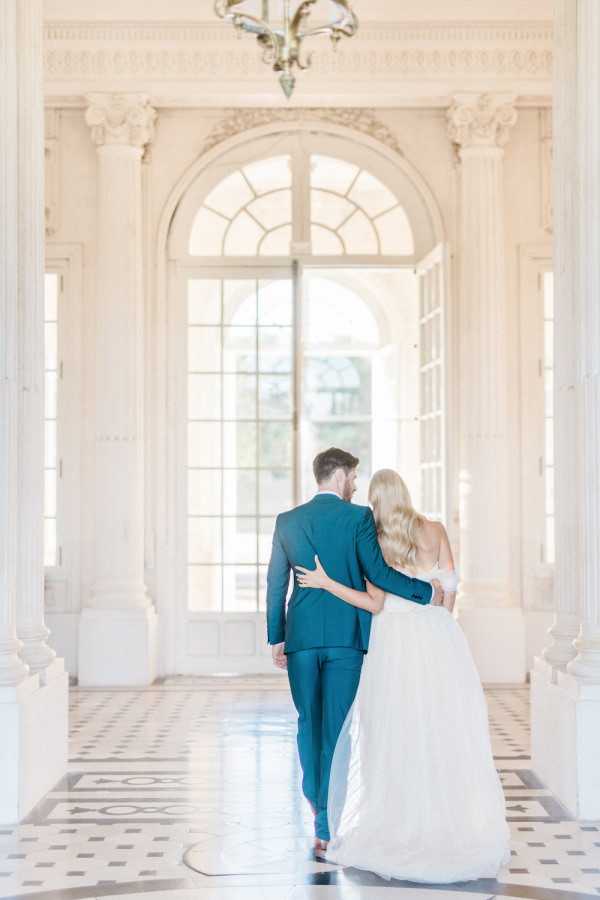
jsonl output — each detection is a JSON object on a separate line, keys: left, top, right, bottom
{"left": 161, "top": 125, "right": 448, "bottom": 673}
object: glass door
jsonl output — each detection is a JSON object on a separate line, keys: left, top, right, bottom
{"left": 183, "top": 272, "right": 295, "bottom": 626}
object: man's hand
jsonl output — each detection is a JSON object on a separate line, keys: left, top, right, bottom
{"left": 271, "top": 642, "right": 287, "bottom": 670}
{"left": 431, "top": 579, "right": 444, "bottom": 606}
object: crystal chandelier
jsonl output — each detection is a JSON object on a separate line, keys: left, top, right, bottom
{"left": 214, "top": 0, "right": 359, "bottom": 98}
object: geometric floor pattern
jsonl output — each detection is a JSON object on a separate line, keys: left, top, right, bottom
{"left": 0, "top": 677, "right": 599, "bottom": 899}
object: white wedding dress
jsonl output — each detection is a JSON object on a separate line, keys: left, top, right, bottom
{"left": 325, "top": 565, "right": 511, "bottom": 883}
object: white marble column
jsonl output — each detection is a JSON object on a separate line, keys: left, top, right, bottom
{"left": 15, "top": 0, "right": 56, "bottom": 678}
{"left": 447, "top": 93, "right": 525, "bottom": 683}
{"left": 0, "top": 0, "right": 68, "bottom": 824}
{"left": 540, "top": 0, "right": 580, "bottom": 671}
{"left": 78, "top": 93, "right": 158, "bottom": 686}
{"left": 565, "top": 0, "right": 600, "bottom": 685}
{"left": 531, "top": 0, "right": 600, "bottom": 821}
{"left": 0, "top": 0, "right": 29, "bottom": 690}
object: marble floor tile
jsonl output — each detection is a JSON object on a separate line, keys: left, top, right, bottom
{"left": 0, "top": 681, "right": 598, "bottom": 900}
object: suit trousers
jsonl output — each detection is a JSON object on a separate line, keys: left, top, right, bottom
{"left": 286, "top": 646, "right": 364, "bottom": 841}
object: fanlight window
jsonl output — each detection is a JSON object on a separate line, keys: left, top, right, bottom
{"left": 188, "top": 154, "right": 414, "bottom": 257}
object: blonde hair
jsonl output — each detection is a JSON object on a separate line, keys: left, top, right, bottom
{"left": 368, "top": 469, "right": 425, "bottom": 572}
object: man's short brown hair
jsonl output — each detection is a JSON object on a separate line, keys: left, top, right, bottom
{"left": 313, "top": 447, "right": 359, "bottom": 484}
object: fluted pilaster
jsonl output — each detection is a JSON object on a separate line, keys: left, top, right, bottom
{"left": 16, "top": 0, "right": 56, "bottom": 678}
{"left": 447, "top": 93, "right": 518, "bottom": 609}
{"left": 84, "top": 93, "right": 156, "bottom": 612}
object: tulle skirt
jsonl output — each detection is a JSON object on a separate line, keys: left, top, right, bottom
{"left": 326, "top": 597, "right": 511, "bottom": 883}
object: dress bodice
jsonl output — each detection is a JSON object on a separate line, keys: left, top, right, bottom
{"left": 384, "top": 564, "right": 459, "bottom": 613}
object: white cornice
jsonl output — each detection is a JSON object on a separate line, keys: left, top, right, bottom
{"left": 43, "top": 18, "right": 553, "bottom": 107}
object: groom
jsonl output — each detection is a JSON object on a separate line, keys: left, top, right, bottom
{"left": 266, "top": 447, "right": 442, "bottom": 852}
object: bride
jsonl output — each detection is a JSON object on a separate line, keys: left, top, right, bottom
{"left": 296, "top": 468, "right": 511, "bottom": 884}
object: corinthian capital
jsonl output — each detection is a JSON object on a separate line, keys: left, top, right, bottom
{"left": 447, "top": 93, "right": 518, "bottom": 150}
{"left": 85, "top": 93, "right": 157, "bottom": 149}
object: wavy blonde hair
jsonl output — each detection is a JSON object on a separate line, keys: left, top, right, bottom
{"left": 368, "top": 469, "right": 426, "bottom": 571}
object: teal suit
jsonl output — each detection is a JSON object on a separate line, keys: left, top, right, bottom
{"left": 266, "top": 493, "right": 432, "bottom": 840}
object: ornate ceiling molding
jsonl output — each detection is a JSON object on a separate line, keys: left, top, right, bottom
{"left": 43, "top": 19, "right": 553, "bottom": 105}
{"left": 200, "top": 108, "right": 404, "bottom": 156}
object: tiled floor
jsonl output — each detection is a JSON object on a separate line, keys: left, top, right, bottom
{"left": 0, "top": 676, "right": 599, "bottom": 900}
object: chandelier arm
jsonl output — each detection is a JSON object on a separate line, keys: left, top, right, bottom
{"left": 290, "top": 0, "right": 318, "bottom": 34}
{"left": 214, "top": 0, "right": 281, "bottom": 46}
{"left": 298, "top": 0, "right": 358, "bottom": 40}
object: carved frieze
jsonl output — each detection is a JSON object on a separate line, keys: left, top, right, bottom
{"left": 200, "top": 107, "right": 404, "bottom": 156}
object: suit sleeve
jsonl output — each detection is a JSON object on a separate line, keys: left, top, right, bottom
{"left": 266, "top": 516, "right": 292, "bottom": 645}
{"left": 356, "top": 507, "right": 432, "bottom": 605}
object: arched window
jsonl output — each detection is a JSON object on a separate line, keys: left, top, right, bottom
{"left": 167, "top": 131, "right": 446, "bottom": 631}
{"left": 188, "top": 152, "right": 414, "bottom": 258}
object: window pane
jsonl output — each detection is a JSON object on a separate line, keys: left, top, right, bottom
{"left": 544, "top": 272, "right": 554, "bottom": 318}
{"left": 205, "top": 170, "right": 254, "bottom": 218}
{"left": 304, "top": 357, "right": 371, "bottom": 417}
{"left": 223, "top": 470, "right": 257, "bottom": 516}
{"left": 188, "top": 517, "right": 221, "bottom": 564}
{"left": 544, "top": 320, "right": 554, "bottom": 366}
{"left": 45, "top": 420, "right": 57, "bottom": 468}
{"left": 259, "top": 422, "right": 292, "bottom": 467}
{"left": 188, "top": 422, "right": 222, "bottom": 468}
{"left": 259, "top": 470, "right": 293, "bottom": 515}
{"left": 189, "top": 207, "right": 228, "bottom": 256}
{"left": 544, "top": 369, "right": 554, "bottom": 417}
{"left": 258, "top": 517, "right": 276, "bottom": 564}
{"left": 258, "top": 565, "right": 268, "bottom": 612}
{"left": 259, "top": 327, "right": 292, "bottom": 373}
{"left": 45, "top": 322, "right": 58, "bottom": 371}
{"left": 258, "top": 280, "right": 293, "bottom": 326}
{"left": 259, "top": 225, "right": 292, "bottom": 256}
{"left": 223, "top": 374, "right": 257, "bottom": 419}
{"left": 338, "top": 210, "right": 378, "bottom": 255}
{"left": 223, "top": 327, "right": 256, "bottom": 372}
{"left": 44, "top": 273, "right": 58, "bottom": 321}
{"left": 311, "top": 189, "right": 354, "bottom": 230}
{"left": 247, "top": 189, "right": 291, "bottom": 230}
{"left": 376, "top": 206, "right": 414, "bottom": 255}
{"left": 224, "top": 280, "right": 256, "bottom": 325}
{"left": 259, "top": 374, "right": 293, "bottom": 420}
{"left": 348, "top": 171, "right": 397, "bottom": 218}
{"left": 188, "top": 326, "right": 221, "bottom": 372}
{"left": 188, "top": 374, "right": 221, "bottom": 420}
{"left": 545, "top": 418, "right": 554, "bottom": 466}
{"left": 188, "top": 280, "right": 221, "bottom": 325}
{"left": 188, "top": 565, "right": 222, "bottom": 612}
{"left": 223, "top": 517, "right": 257, "bottom": 564}
{"left": 45, "top": 469, "right": 56, "bottom": 517}
{"left": 223, "top": 565, "right": 257, "bottom": 612}
{"left": 304, "top": 271, "right": 384, "bottom": 345}
{"left": 311, "top": 155, "right": 359, "bottom": 195}
{"left": 311, "top": 225, "right": 343, "bottom": 256}
{"left": 224, "top": 211, "right": 264, "bottom": 256}
{"left": 44, "top": 518, "right": 57, "bottom": 567}
{"left": 545, "top": 513, "right": 555, "bottom": 565}
{"left": 545, "top": 469, "right": 554, "bottom": 515}
{"left": 223, "top": 421, "right": 257, "bottom": 468}
{"left": 188, "top": 470, "right": 222, "bottom": 516}
{"left": 243, "top": 156, "right": 292, "bottom": 194}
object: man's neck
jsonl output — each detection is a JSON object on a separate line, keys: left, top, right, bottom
{"left": 317, "top": 488, "right": 343, "bottom": 498}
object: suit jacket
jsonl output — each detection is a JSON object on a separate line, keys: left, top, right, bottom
{"left": 266, "top": 493, "right": 433, "bottom": 653}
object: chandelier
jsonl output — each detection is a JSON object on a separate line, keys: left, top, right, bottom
{"left": 214, "top": 0, "right": 359, "bottom": 98}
